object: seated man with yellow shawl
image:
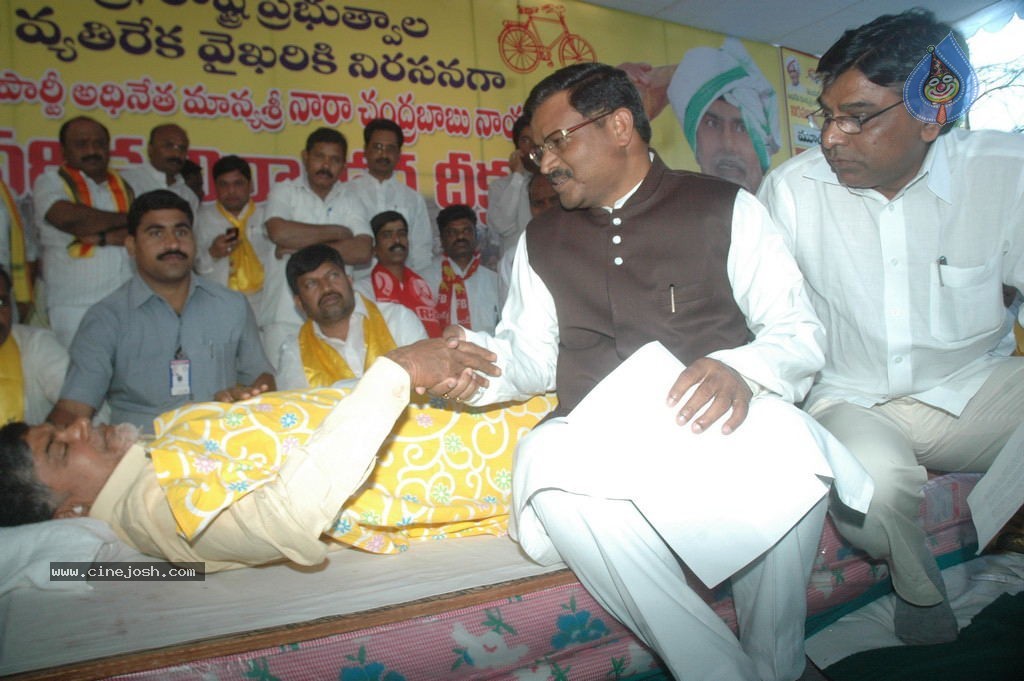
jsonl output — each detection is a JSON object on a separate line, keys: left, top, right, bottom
{"left": 276, "top": 243, "right": 427, "bottom": 390}
{"left": 0, "top": 337, "right": 502, "bottom": 570}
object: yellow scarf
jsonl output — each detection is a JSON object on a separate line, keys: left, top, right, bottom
{"left": 216, "top": 202, "right": 264, "bottom": 294}
{"left": 0, "top": 333, "right": 25, "bottom": 423}
{"left": 58, "top": 165, "right": 134, "bottom": 258}
{"left": 298, "top": 295, "right": 397, "bottom": 387}
{"left": 0, "top": 179, "right": 32, "bottom": 307}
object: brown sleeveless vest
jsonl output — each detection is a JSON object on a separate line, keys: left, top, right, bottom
{"left": 527, "top": 155, "right": 752, "bottom": 416}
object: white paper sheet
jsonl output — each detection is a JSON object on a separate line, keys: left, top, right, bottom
{"left": 566, "top": 341, "right": 833, "bottom": 587}
{"left": 969, "top": 422, "right": 1024, "bottom": 552}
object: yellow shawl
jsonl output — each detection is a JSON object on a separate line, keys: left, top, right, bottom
{"left": 0, "top": 179, "right": 32, "bottom": 306}
{"left": 216, "top": 202, "right": 264, "bottom": 294}
{"left": 298, "top": 295, "right": 397, "bottom": 387}
{"left": 0, "top": 333, "right": 25, "bottom": 423}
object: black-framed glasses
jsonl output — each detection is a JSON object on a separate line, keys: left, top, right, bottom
{"left": 527, "top": 110, "right": 613, "bottom": 165}
{"left": 807, "top": 100, "right": 903, "bottom": 135}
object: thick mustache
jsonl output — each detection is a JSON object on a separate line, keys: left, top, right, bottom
{"left": 81, "top": 154, "right": 103, "bottom": 164}
{"left": 316, "top": 169, "right": 334, "bottom": 177}
{"left": 711, "top": 154, "right": 746, "bottom": 168}
{"left": 708, "top": 155, "right": 749, "bottom": 174}
{"left": 388, "top": 243, "right": 406, "bottom": 253}
{"left": 157, "top": 250, "right": 188, "bottom": 260}
{"left": 547, "top": 168, "right": 574, "bottom": 182}
{"left": 318, "top": 291, "right": 342, "bottom": 306}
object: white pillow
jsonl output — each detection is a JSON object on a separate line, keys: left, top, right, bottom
{"left": 0, "top": 518, "right": 127, "bottom": 596}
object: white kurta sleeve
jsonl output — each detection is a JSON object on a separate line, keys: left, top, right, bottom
{"left": 464, "top": 233, "right": 559, "bottom": 404}
{"left": 707, "top": 190, "right": 825, "bottom": 402}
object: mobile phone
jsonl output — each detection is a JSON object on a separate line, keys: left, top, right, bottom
{"left": 225, "top": 227, "right": 239, "bottom": 240}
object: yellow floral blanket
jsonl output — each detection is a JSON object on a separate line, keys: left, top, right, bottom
{"left": 150, "top": 390, "right": 557, "bottom": 553}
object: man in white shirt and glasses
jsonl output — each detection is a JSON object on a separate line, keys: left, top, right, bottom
{"left": 759, "top": 8, "right": 1024, "bottom": 646}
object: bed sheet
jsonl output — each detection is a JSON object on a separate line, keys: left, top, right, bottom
{"left": 0, "top": 535, "right": 562, "bottom": 676}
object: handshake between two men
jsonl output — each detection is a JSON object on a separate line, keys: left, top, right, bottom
{"left": 386, "top": 329, "right": 499, "bottom": 400}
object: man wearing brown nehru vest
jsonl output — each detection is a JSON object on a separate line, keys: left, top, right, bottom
{"left": 442, "top": 63, "right": 868, "bottom": 681}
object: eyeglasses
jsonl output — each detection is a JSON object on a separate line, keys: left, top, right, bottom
{"left": 371, "top": 143, "right": 399, "bottom": 154}
{"left": 807, "top": 100, "right": 903, "bottom": 135}
{"left": 527, "top": 110, "right": 613, "bottom": 165}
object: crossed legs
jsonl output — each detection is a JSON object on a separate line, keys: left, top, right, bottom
{"left": 811, "top": 359, "right": 1024, "bottom": 642}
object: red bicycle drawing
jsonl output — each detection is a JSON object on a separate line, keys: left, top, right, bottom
{"left": 498, "top": 4, "right": 597, "bottom": 74}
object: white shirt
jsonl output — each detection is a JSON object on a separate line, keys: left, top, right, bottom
{"left": 464, "top": 189, "right": 826, "bottom": 406}
{"left": 260, "top": 177, "right": 369, "bottom": 332}
{"left": 276, "top": 296, "right": 427, "bottom": 389}
{"left": 422, "top": 256, "right": 501, "bottom": 335}
{"left": 485, "top": 170, "right": 532, "bottom": 257}
{"left": 759, "top": 129, "right": 1024, "bottom": 416}
{"left": 194, "top": 200, "right": 272, "bottom": 317}
{"left": 32, "top": 167, "right": 133, "bottom": 309}
{"left": 346, "top": 173, "right": 436, "bottom": 276}
{"left": 119, "top": 160, "right": 200, "bottom": 215}
{"left": 11, "top": 324, "right": 68, "bottom": 424}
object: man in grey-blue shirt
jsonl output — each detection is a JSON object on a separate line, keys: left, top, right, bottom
{"left": 49, "top": 190, "right": 275, "bottom": 433}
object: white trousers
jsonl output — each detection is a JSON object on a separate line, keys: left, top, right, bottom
{"left": 527, "top": 468, "right": 828, "bottom": 681}
{"left": 810, "top": 359, "right": 1024, "bottom": 605}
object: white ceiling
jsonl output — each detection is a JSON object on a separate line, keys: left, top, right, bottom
{"left": 581, "top": 0, "right": 1024, "bottom": 56}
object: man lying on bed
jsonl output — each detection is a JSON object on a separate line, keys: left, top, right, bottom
{"left": 0, "top": 336, "right": 499, "bottom": 571}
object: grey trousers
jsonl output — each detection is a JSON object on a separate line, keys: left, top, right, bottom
{"left": 811, "top": 359, "right": 1024, "bottom": 605}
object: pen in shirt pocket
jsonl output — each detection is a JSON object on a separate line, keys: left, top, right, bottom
{"left": 669, "top": 284, "right": 676, "bottom": 313}
{"left": 937, "top": 256, "right": 947, "bottom": 287}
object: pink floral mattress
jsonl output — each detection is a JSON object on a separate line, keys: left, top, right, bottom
{"left": 115, "top": 579, "right": 669, "bottom": 680}
{"left": 112, "top": 473, "right": 979, "bottom": 681}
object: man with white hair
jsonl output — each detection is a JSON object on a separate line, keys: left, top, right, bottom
{"left": 619, "top": 38, "right": 781, "bottom": 193}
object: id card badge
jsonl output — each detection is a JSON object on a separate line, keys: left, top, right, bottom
{"left": 170, "top": 358, "right": 191, "bottom": 396}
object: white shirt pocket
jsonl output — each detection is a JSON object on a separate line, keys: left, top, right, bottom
{"left": 929, "top": 254, "right": 1004, "bottom": 343}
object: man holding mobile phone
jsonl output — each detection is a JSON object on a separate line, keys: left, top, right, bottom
{"left": 194, "top": 155, "right": 273, "bottom": 320}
